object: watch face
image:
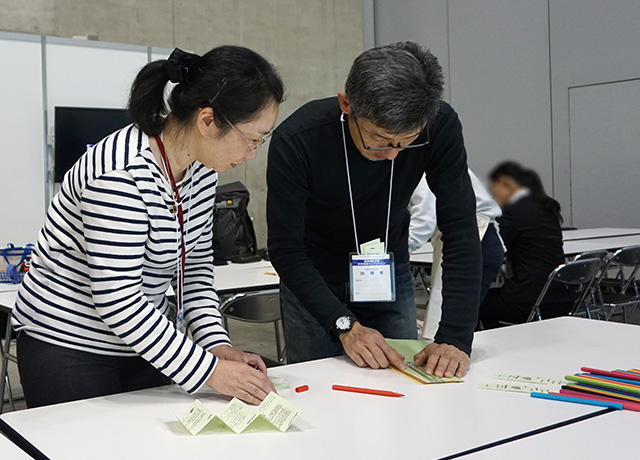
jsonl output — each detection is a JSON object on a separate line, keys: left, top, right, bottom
{"left": 336, "top": 316, "right": 351, "bottom": 330}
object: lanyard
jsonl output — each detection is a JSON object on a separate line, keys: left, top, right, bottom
{"left": 340, "top": 113, "right": 394, "bottom": 255}
{"left": 155, "top": 135, "right": 186, "bottom": 330}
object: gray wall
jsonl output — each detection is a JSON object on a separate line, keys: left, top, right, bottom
{"left": 1, "top": 0, "right": 364, "bottom": 247}
{"left": 374, "top": 0, "right": 640, "bottom": 227}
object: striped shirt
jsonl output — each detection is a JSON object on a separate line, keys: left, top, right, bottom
{"left": 12, "top": 124, "right": 229, "bottom": 394}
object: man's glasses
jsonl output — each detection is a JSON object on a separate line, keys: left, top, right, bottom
{"left": 353, "top": 116, "right": 429, "bottom": 151}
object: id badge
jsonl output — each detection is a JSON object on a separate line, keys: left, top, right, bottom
{"left": 349, "top": 252, "right": 396, "bottom": 302}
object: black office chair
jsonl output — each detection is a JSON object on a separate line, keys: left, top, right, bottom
{"left": 570, "top": 250, "right": 610, "bottom": 318}
{"left": 594, "top": 245, "right": 640, "bottom": 323}
{"left": 526, "top": 258, "right": 602, "bottom": 322}
{"left": 219, "top": 289, "right": 286, "bottom": 364}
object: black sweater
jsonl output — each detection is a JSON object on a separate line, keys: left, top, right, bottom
{"left": 266, "top": 97, "right": 481, "bottom": 354}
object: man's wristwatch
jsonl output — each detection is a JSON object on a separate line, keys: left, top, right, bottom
{"left": 332, "top": 314, "right": 356, "bottom": 338}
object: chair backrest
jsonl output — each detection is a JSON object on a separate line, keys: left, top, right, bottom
{"left": 219, "top": 289, "right": 281, "bottom": 323}
{"left": 573, "top": 250, "right": 609, "bottom": 264}
{"left": 552, "top": 258, "right": 602, "bottom": 286}
{"left": 528, "top": 258, "right": 602, "bottom": 322}
{"left": 599, "top": 245, "right": 640, "bottom": 294}
{"left": 609, "top": 245, "right": 640, "bottom": 267}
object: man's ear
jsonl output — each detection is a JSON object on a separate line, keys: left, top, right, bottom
{"left": 337, "top": 92, "right": 351, "bottom": 115}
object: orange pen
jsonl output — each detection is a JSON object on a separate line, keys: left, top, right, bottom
{"left": 332, "top": 384, "right": 404, "bottom": 397}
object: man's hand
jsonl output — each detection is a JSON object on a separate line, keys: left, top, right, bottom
{"left": 210, "top": 345, "right": 268, "bottom": 374}
{"left": 413, "top": 343, "right": 470, "bottom": 378}
{"left": 339, "top": 322, "right": 405, "bottom": 369}
{"left": 206, "top": 359, "right": 276, "bottom": 405}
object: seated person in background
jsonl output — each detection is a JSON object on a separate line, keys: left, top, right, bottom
{"left": 409, "top": 169, "right": 504, "bottom": 341}
{"left": 479, "top": 161, "right": 569, "bottom": 328}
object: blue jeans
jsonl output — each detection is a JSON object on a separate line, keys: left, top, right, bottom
{"left": 280, "top": 262, "right": 417, "bottom": 363}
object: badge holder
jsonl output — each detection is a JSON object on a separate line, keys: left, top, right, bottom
{"left": 349, "top": 252, "right": 396, "bottom": 302}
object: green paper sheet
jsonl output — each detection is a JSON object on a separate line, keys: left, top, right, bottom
{"left": 179, "top": 392, "right": 301, "bottom": 435}
{"left": 385, "top": 338, "right": 463, "bottom": 384}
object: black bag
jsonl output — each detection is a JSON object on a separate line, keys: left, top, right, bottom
{"left": 212, "top": 182, "right": 260, "bottom": 264}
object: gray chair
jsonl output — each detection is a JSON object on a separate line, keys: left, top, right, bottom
{"left": 527, "top": 258, "right": 602, "bottom": 322}
{"left": 219, "top": 289, "right": 286, "bottom": 363}
{"left": 594, "top": 245, "right": 640, "bottom": 322}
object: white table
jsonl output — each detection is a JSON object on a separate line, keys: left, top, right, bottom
{"left": 466, "top": 408, "right": 636, "bottom": 459}
{"left": 562, "top": 227, "right": 640, "bottom": 241}
{"left": 562, "top": 234, "right": 640, "bottom": 256}
{"left": 213, "top": 260, "right": 279, "bottom": 295}
{"left": 0, "top": 433, "right": 31, "bottom": 460}
{"left": 410, "top": 227, "right": 640, "bottom": 264}
{"left": 2, "top": 318, "right": 638, "bottom": 459}
{"left": 0, "top": 262, "right": 279, "bottom": 311}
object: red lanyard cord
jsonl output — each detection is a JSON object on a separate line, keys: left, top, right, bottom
{"left": 155, "top": 135, "right": 186, "bottom": 325}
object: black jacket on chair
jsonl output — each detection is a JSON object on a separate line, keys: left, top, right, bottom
{"left": 480, "top": 194, "right": 568, "bottom": 327}
{"left": 499, "top": 195, "right": 566, "bottom": 304}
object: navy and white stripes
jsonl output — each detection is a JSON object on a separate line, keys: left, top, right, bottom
{"left": 12, "top": 124, "right": 229, "bottom": 393}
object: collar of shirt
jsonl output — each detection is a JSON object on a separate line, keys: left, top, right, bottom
{"left": 509, "top": 187, "right": 530, "bottom": 205}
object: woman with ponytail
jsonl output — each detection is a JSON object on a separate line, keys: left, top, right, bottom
{"left": 13, "top": 46, "right": 284, "bottom": 407}
{"left": 479, "top": 161, "right": 569, "bottom": 328}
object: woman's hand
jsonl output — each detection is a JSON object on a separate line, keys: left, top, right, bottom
{"left": 206, "top": 359, "right": 276, "bottom": 405}
{"left": 210, "top": 345, "right": 268, "bottom": 374}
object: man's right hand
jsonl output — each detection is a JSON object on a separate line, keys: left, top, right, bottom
{"left": 338, "top": 322, "right": 406, "bottom": 370}
{"left": 206, "top": 359, "right": 276, "bottom": 405}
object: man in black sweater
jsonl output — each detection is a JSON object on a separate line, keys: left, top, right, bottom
{"left": 267, "top": 42, "right": 481, "bottom": 378}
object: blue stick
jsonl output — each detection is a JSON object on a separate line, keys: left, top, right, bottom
{"left": 531, "top": 392, "right": 623, "bottom": 409}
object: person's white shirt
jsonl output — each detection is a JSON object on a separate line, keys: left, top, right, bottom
{"left": 408, "top": 169, "right": 501, "bottom": 252}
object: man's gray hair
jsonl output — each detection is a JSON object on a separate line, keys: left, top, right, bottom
{"left": 345, "top": 41, "right": 444, "bottom": 134}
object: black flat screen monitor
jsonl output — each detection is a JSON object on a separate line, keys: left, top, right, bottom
{"left": 54, "top": 107, "right": 132, "bottom": 182}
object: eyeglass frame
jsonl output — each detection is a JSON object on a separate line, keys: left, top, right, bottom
{"left": 352, "top": 115, "right": 429, "bottom": 151}
{"left": 221, "top": 114, "right": 271, "bottom": 152}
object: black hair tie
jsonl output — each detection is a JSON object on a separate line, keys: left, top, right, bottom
{"left": 165, "top": 48, "right": 202, "bottom": 83}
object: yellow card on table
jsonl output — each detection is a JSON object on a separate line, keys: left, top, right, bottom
{"left": 180, "top": 400, "right": 215, "bottom": 435}
{"left": 179, "top": 392, "right": 301, "bottom": 435}
{"left": 385, "top": 338, "right": 463, "bottom": 384}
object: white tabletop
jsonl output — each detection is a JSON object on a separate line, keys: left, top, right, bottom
{"left": 467, "top": 408, "right": 635, "bottom": 459}
{"left": 563, "top": 234, "right": 640, "bottom": 256}
{"left": 409, "top": 227, "right": 640, "bottom": 264}
{"left": 409, "top": 251, "right": 434, "bottom": 264}
{"left": 412, "top": 243, "right": 434, "bottom": 255}
{"left": 213, "top": 260, "right": 279, "bottom": 295}
{"left": 0, "top": 262, "right": 279, "bottom": 311}
{"left": 2, "top": 317, "right": 638, "bottom": 459}
{"left": 0, "top": 434, "right": 31, "bottom": 460}
{"left": 562, "top": 227, "right": 640, "bottom": 241}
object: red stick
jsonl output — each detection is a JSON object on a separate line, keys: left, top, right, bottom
{"left": 332, "top": 384, "right": 404, "bottom": 398}
{"left": 581, "top": 367, "right": 640, "bottom": 382}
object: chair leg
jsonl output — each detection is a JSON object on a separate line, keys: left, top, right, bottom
{"left": 5, "top": 372, "right": 14, "bottom": 411}
{"left": 223, "top": 316, "right": 229, "bottom": 331}
{"left": 0, "top": 317, "right": 14, "bottom": 415}
{"left": 274, "top": 320, "right": 283, "bottom": 363}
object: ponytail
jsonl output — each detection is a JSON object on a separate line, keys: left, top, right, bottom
{"left": 128, "top": 60, "right": 171, "bottom": 136}
{"left": 490, "top": 161, "right": 563, "bottom": 224}
{"left": 128, "top": 46, "right": 284, "bottom": 137}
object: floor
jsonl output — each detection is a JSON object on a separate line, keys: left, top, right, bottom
{"left": 3, "top": 281, "right": 639, "bottom": 414}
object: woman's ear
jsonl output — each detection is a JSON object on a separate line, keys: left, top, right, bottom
{"left": 196, "top": 107, "right": 217, "bottom": 136}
